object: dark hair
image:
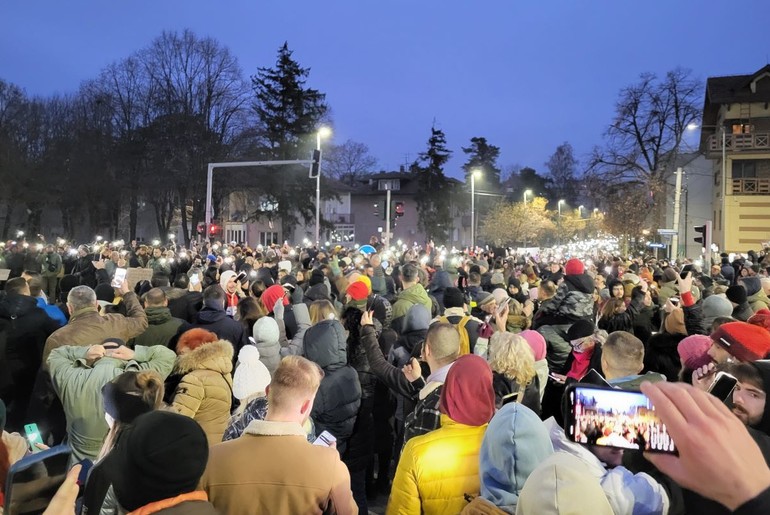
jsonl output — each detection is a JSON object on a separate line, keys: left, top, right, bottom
{"left": 151, "top": 274, "right": 170, "bottom": 288}
{"left": 5, "top": 277, "right": 28, "bottom": 295}
{"left": 144, "top": 288, "right": 167, "bottom": 307}
{"left": 712, "top": 316, "right": 735, "bottom": 332}
{"left": 203, "top": 285, "right": 226, "bottom": 308}
{"left": 238, "top": 297, "right": 265, "bottom": 328}
{"left": 402, "top": 263, "right": 419, "bottom": 283}
{"left": 174, "top": 274, "right": 189, "bottom": 289}
{"left": 730, "top": 362, "right": 765, "bottom": 392}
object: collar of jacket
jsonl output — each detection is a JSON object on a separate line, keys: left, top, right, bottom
{"left": 70, "top": 306, "right": 99, "bottom": 321}
{"left": 128, "top": 491, "right": 209, "bottom": 515}
{"left": 243, "top": 419, "right": 306, "bottom": 437}
{"left": 438, "top": 413, "right": 487, "bottom": 431}
{"left": 443, "top": 307, "right": 468, "bottom": 318}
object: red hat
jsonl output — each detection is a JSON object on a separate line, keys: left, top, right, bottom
{"left": 748, "top": 308, "right": 770, "bottom": 333}
{"left": 565, "top": 258, "right": 584, "bottom": 276}
{"left": 519, "top": 330, "right": 547, "bottom": 361}
{"left": 677, "top": 335, "right": 712, "bottom": 370}
{"left": 439, "top": 354, "right": 495, "bottom": 426}
{"left": 711, "top": 321, "right": 770, "bottom": 362}
{"left": 261, "top": 284, "right": 289, "bottom": 314}
{"left": 346, "top": 281, "right": 369, "bottom": 302}
{"left": 176, "top": 328, "right": 218, "bottom": 354}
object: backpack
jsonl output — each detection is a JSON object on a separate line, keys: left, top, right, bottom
{"left": 438, "top": 315, "right": 472, "bottom": 355}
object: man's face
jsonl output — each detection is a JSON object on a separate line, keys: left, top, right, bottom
{"left": 711, "top": 265, "right": 721, "bottom": 276}
{"left": 481, "top": 300, "right": 497, "bottom": 314}
{"left": 226, "top": 276, "right": 237, "bottom": 293}
{"left": 617, "top": 265, "right": 626, "bottom": 276}
{"left": 707, "top": 341, "right": 732, "bottom": 365}
{"left": 732, "top": 380, "right": 766, "bottom": 427}
{"left": 595, "top": 277, "right": 605, "bottom": 290}
{"left": 550, "top": 263, "right": 559, "bottom": 273}
{"left": 193, "top": 258, "right": 202, "bottom": 267}
{"left": 78, "top": 248, "right": 87, "bottom": 258}
{"left": 365, "top": 266, "right": 374, "bottom": 277}
{"left": 611, "top": 284, "right": 624, "bottom": 298}
{"left": 153, "top": 249, "right": 162, "bottom": 258}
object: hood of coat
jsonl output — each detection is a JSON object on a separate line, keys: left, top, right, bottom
{"left": 479, "top": 403, "right": 553, "bottom": 511}
{"left": 252, "top": 316, "right": 279, "bottom": 344}
{"left": 741, "top": 276, "right": 763, "bottom": 297}
{"left": 195, "top": 306, "right": 227, "bottom": 324}
{"left": 398, "top": 283, "right": 431, "bottom": 307}
{"left": 146, "top": 306, "right": 174, "bottom": 325}
{"left": 305, "top": 283, "right": 331, "bottom": 302}
{"left": 163, "top": 287, "right": 190, "bottom": 301}
{"left": 174, "top": 339, "right": 234, "bottom": 375}
{"left": 303, "top": 319, "right": 347, "bottom": 370}
{"left": 0, "top": 293, "right": 40, "bottom": 319}
{"left": 564, "top": 273, "right": 595, "bottom": 294}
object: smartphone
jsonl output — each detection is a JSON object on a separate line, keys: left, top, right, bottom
{"left": 236, "top": 271, "right": 247, "bottom": 283}
{"left": 501, "top": 391, "right": 521, "bottom": 406}
{"left": 496, "top": 297, "right": 509, "bottom": 316}
{"left": 366, "top": 294, "right": 378, "bottom": 312}
{"left": 669, "top": 297, "right": 680, "bottom": 306}
{"left": 709, "top": 371, "right": 738, "bottom": 403}
{"left": 312, "top": 430, "right": 337, "bottom": 447}
{"left": 111, "top": 267, "right": 127, "bottom": 288}
{"left": 189, "top": 273, "right": 200, "bottom": 286}
{"left": 24, "top": 423, "right": 45, "bottom": 453}
{"left": 564, "top": 384, "right": 677, "bottom": 454}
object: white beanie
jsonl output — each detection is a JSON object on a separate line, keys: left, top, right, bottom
{"left": 253, "top": 316, "right": 280, "bottom": 344}
{"left": 233, "top": 345, "right": 272, "bottom": 400}
{"left": 219, "top": 270, "right": 236, "bottom": 291}
{"left": 278, "top": 260, "right": 292, "bottom": 274}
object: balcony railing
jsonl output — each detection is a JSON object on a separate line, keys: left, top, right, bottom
{"left": 330, "top": 213, "right": 355, "bottom": 224}
{"left": 732, "top": 178, "right": 770, "bottom": 195}
{"left": 709, "top": 133, "right": 770, "bottom": 154}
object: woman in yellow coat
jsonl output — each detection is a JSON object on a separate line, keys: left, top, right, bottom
{"left": 387, "top": 354, "right": 496, "bottom": 515}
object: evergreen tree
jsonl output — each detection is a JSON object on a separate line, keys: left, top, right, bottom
{"left": 251, "top": 42, "right": 329, "bottom": 237}
{"left": 412, "top": 125, "right": 452, "bottom": 243}
{"left": 461, "top": 137, "right": 501, "bottom": 187}
{"left": 545, "top": 142, "right": 579, "bottom": 204}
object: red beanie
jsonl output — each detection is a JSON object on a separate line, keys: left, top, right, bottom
{"left": 711, "top": 321, "right": 770, "bottom": 362}
{"left": 346, "top": 281, "right": 369, "bottom": 302}
{"left": 748, "top": 308, "right": 770, "bottom": 333}
{"left": 176, "top": 328, "right": 218, "bottom": 354}
{"left": 439, "top": 354, "right": 495, "bottom": 426}
{"left": 261, "top": 284, "right": 289, "bottom": 314}
{"left": 677, "top": 335, "right": 712, "bottom": 370}
{"left": 520, "top": 330, "right": 547, "bottom": 361}
{"left": 565, "top": 258, "right": 584, "bottom": 276}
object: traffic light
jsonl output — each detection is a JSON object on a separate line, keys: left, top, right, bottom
{"left": 394, "top": 201, "right": 405, "bottom": 218}
{"left": 209, "top": 223, "right": 219, "bottom": 236}
{"left": 693, "top": 221, "right": 712, "bottom": 251}
{"left": 373, "top": 202, "right": 380, "bottom": 218}
{"left": 309, "top": 149, "right": 321, "bottom": 178}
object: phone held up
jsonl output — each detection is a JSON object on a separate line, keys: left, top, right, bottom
{"left": 709, "top": 371, "right": 738, "bottom": 404}
{"left": 313, "top": 430, "right": 337, "bottom": 448}
{"left": 111, "top": 267, "right": 127, "bottom": 288}
{"left": 24, "top": 423, "right": 45, "bottom": 453}
{"left": 564, "top": 384, "right": 677, "bottom": 455}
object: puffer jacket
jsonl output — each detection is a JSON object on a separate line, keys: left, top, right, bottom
{"left": 387, "top": 414, "right": 487, "bottom": 515}
{"left": 303, "top": 319, "right": 362, "bottom": 453}
{"left": 534, "top": 274, "right": 594, "bottom": 325}
{"left": 170, "top": 340, "right": 234, "bottom": 446}
{"left": 743, "top": 276, "right": 770, "bottom": 312}
{"left": 251, "top": 317, "right": 281, "bottom": 374}
{"left": 392, "top": 284, "right": 433, "bottom": 331}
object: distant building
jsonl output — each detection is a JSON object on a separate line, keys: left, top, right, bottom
{"left": 661, "top": 153, "right": 712, "bottom": 258}
{"left": 700, "top": 65, "right": 770, "bottom": 252}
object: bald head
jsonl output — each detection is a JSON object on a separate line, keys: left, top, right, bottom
{"left": 426, "top": 323, "right": 461, "bottom": 366}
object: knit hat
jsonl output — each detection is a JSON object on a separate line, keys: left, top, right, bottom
{"left": 727, "top": 285, "right": 748, "bottom": 304}
{"left": 748, "top": 308, "right": 770, "bottom": 333}
{"left": 232, "top": 345, "right": 271, "bottom": 400}
{"left": 101, "top": 372, "right": 157, "bottom": 424}
{"left": 176, "top": 328, "right": 218, "bottom": 354}
{"left": 508, "top": 277, "right": 521, "bottom": 290}
{"left": 565, "top": 258, "right": 584, "bottom": 276}
{"left": 261, "top": 284, "right": 289, "bottom": 314}
{"left": 357, "top": 275, "right": 372, "bottom": 294}
{"left": 309, "top": 269, "right": 326, "bottom": 286}
{"left": 404, "top": 304, "right": 432, "bottom": 333}
{"left": 566, "top": 319, "right": 595, "bottom": 341}
{"left": 491, "top": 272, "right": 505, "bottom": 286}
{"left": 519, "top": 330, "right": 547, "bottom": 361}
{"left": 110, "top": 411, "right": 209, "bottom": 512}
{"left": 477, "top": 292, "right": 495, "bottom": 307}
{"left": 219, "top": 270, "right": 236, "bottom": 291}
{"left": 492, "top": 288, "right": 510, "bottom": 308}
{"left": 278, "top": 260, "right": 292, "bottom": 274}
{"left": 677, "top": 335, "right": 713, "bottom": 371}
{"left": 346, "top": 281, "right": 369, "bottom": 302}
{"left": 703, "top": 295, "right": 733, "bottom": 320}
{"left": 95, "top": 283, "right": 115, "bottom": 303}
{"left": 662, "top": 268, "right": 679, "bottom": 283}
{"left": 253, "top": 317, "right": 280, "bottom": 345}
{"left": 443, "top": 287, "right": 465, "bottom": 309}
{"left": 280, "top": 275, "right": 298, "bottom": 291}
{"left": 440, "top": 354, "right": 495, "bottom": 426}
{"left": 712, "top": 322, "right": 770, "bottom": 362}
{"left": 664, "top": 309, "right": 687, "bottom": 336}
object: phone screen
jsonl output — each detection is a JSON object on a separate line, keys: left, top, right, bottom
{"left": 566, "top": 385, "right": 676, "bottom": 454}
{"left": 709, "top": 372, "right": 738, "bottom": 403}
{"left": 312, "top": 430, "right": 337, "bottom": 447}
{"left": 190, "top": 273, "right": 200, "bottom": 286}
{"left": 24, "top": 423, "right": 45, "bottom": 453}
{"left": 111, "top": 268, "right": 127, "bottom": 288}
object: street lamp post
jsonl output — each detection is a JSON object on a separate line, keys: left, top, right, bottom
{"left": 523, "top": 189, "right": 533, "bottom": 248}
{"left": 557, "top": 199, "right": 565, "bottom": 246}
{"left": 315, "top": 127, "right": 332, "bottom": 246}
{"left": 470, "top": 169, "right": 481, "bottom": 250}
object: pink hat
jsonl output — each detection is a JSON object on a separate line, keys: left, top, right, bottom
{"left": 520, "top": 330, "right": 547, "bottom": 361}
{"left": 677, "top": 335, "right": 712, "bottom": 370}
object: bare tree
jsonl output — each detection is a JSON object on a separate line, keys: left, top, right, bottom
{"left": 590, "top": 68, "right": 702, "bottom": 229}
{"left": 323, "top": 139, "right": 377, "bottom": 186}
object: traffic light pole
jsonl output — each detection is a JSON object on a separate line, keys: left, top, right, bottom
{"left": 384, "top": 186, "right": 391, "bottom": 248}
{"left": 670, "top": 167, "right": 683, "bottom": 260}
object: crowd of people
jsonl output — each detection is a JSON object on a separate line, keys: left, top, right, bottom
{"left": 1, "top": 236, "right": 770, "bottom": 514}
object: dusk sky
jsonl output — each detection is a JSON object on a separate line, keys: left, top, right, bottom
{"left": 2, "top": 1, "right": 769, "bottom": 180}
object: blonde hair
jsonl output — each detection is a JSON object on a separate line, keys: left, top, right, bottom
{"left": 507, "top": 298, "right": 524, "bottom": 316}
{"left": 267, "top": 355, "right": 323, "bottom": 411}
{"left": 309, "top": 300, "right": 337, "bottom": 325}
{"left": 488, "top": 332, "right": 536, "bottom": 385}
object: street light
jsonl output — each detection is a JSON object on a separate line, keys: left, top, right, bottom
{"left": 557, "top": 199, "right": 565, "bottom": 246}
{"left": 578, "top": 205, "right": 584, "bottom": 217}
{"left": 315, "top": 126, "right": 332, "bottom": 246}
{"left": 470, "top": 169, "right": 482, "bottom": 249}
{"left": 522, "top": 190, "right": 533, "bottom": 248}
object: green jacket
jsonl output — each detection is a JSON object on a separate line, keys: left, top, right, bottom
{"left": 392, "top": 284, "right": 433, "bottom": 321}
{"left": 129, "top": 306, "right": 187, "bottom": 349}
{"left": 38, "top": 251, "right": 63, "bottom": 277}
{"left": 147, "top": 257, "right": 172, "bottom": 276}
{"left": 48, "top": 344, "right": 176, "bottom": 462}
{"left": 748, "top": 289, "right": 770, "bottom": 313}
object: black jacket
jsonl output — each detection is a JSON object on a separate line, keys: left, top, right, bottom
{"left": 184, "top": 307, "right": 249, "bottom": 358}
{"left": 492, "top": 372, "right": 541, "bottom": 415}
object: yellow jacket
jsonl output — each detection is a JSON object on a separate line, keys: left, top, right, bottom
{"left": 387, "top": 414, "right": 487, "bottom": 515}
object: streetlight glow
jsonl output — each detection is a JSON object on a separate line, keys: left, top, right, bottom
{"left": 318, "top": 126, "right": 332, "bottom": 139}
{"left": 686, "top": 123, "right": 699, "bottom": 131}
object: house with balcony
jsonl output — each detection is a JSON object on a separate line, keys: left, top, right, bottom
{"left": 700, "top": 65, "right": 770, "bottom": 252}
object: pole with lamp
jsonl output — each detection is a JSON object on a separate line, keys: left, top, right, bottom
{"left": 523, "top": 189, "right": 533, "bottom": 248}
{"left": 470, "top": 169, "right": 482, "bottom": 250}
{"left": 315, "top": 127, "right": 332, "bottom": 246}
{"left": 557, "top": 199, "right": 565, "bottom": 246}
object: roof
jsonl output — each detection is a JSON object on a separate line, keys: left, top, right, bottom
{"left": 350, "top": 171, "right": 464, "bottom": 197}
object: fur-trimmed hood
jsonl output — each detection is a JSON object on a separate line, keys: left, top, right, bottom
{"left": 243, "top": 419, "right": 306, "bottom": 437}
{"left": 174, "top": 339, "right": 234, "bottom": 375}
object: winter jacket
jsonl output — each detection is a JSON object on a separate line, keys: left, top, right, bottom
{"left": 34, "top": 297, "right": 67, "bottom": 327}
{"left": 644, "top": 332, "right": 685, "bottom": 382}
{"left": 533, "top": 359, "right": 548, "bottom": 402}
{"left": 733, "top": 302, "right": 755, "bottom": 322}
{"left": 391, "top": 284, "right": 433, "bottom": 333}
{"left": 170, "top": 340, "right": 234, "bottom": 446}
{"left": 387, "top": 414, "right": 487, "bottom": 515}
{"left": 657, "top": 281, "right": 679, "bottom": 307}
{"left": 535, "top": 274, "right": 595, "bottom": 325}
{"left": 598, "top": 290, "right": 645, "bottom": 334}
{"left": 163, "top": 286, "right": 200, "bottom": 323}
{"left": 222, "top": 396, "right": 268, "bottom": 442}
{"left": 38, "top": 251, "right": 63, "bottom": 277}
{"left": 303, "top": 319, "right": 361, "bottom": 452}
{"left": 476, "top": 403, "right": 553, "bottom": 513}
{"left": 42, "top": 291, "right": 148, "bottom": 368}
{"left": 122, "top": 492, "right": 218, "bottom": 515}
{"left": 200, "top": 419, "right": 357, "bottom": 515}
{"left": 371, "top": 266, "right": 388, "bottom": 295}
{"left": 743, "top": 276, "right": 770, "bottom": 312}
{"left": 491, "top": 373, "right": 541, "bottom": 415}
{"left": 48, "top": 344, "right": 175, "bottom": 462}
{"left": 129, "top": 306, "right": 188, "bottom": 349}
{"left": 72, "top": 256, "right": 97, "bottom": 288}
{"left": 186, "top": 306, "right": 249, "bottom": 359}
{"left": 428, "top": 268, "right": 453, "bottom": 310}
{"left": 277, "top": 303, "right": 311, "bottom": 358}
{"left": 251, "top": 317, "right": 282, "bottom": 375}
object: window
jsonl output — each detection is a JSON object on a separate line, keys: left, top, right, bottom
{"left": 378, "top": 179, "right": 400, "bottom": 191}
{"left": 732, "top": 161, "right": 757, "bottom": 179}
{"left": 259, "top": 232, "right": 278, "bottom": 246}
{"left": 731, "top": 124, "right": 753, "bottom": 134}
